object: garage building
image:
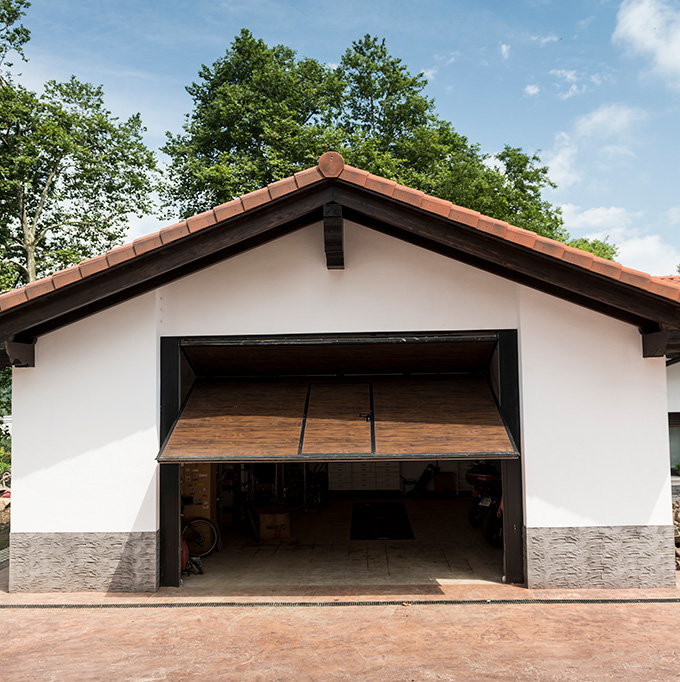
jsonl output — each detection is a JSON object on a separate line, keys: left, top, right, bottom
{"left": 1, "top": 152, "right": 677, "bottom": 592}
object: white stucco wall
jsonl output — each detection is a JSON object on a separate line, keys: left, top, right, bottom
{"left": 11, "top": 221, "right": 672, "bottom": 534}
{"left": 157, "top": 222, "right": 520, "bottom": 336}
{"left": 519, "top": 288, "right": 670, "bottom": 527}
{"left": 11, "top": 292, "right": 159, "bottom": 533}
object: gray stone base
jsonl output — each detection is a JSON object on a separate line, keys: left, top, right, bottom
{"left": 9, "top": 531, "right": 159, "bottom": 592}
{"left": 526, "top": 525, "right": 676, "bottom": 589}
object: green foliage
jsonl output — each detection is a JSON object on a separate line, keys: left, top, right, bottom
{"left": 162, "top": 32, "right": 616, "bottom": 260}
{"left": 0, "top": 446, "right": 9, "bottom": 476}
{"left": 568, "top": 237, "right": 619, "bottom": 261}
{"left": 162, "top": 29, "right": 342, "bottom": 216}
{"left": 0, "top": 77, "right": 159, "bottom": 284}
{"left": 0, "top": 0, "right": 30, "bottom": 76}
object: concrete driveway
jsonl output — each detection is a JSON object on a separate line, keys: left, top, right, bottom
{"left": 3, "top": 562, "right": 680, "bottom": 681}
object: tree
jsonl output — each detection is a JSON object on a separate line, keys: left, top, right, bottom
{"left": 0, "top": 1, "right": 158, "bottom": 455}
{"left": 0, "top": 0, "right": 30, "bottom": 80}
{"left": 162, "top": 32, "right": 617, "bottom": 260}
{"left": 162, "top": 28, "right": 342, "bottom": 217}
{"left": 0, "top": 76, "right": 158, "bottom": 285}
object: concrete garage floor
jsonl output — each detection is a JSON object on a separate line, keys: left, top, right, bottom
{"left": 184, "top": 498, "right": 503, "bottom": 598}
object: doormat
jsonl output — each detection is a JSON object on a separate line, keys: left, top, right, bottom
{"left": 350, "top": 501, "right": 415, "bottom": 540}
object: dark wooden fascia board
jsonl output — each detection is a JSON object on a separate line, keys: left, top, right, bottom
{"left": 331, "top": 183, "right": 680, "bottom": 331}
{"left": 1, "top": 184, "right": 333, "bottom": 343}
{"left": 2, "top": 177, "right": 680, "bottom": 352}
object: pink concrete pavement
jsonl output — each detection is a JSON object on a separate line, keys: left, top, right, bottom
{"left": 3, "top": 565, "right": 680, "bottom": 681}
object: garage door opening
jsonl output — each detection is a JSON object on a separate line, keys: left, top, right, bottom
{"left": 158, "top": 331, "right": 523, "bottom": 591}
{"left": 174, "top": 459, "right": 507, "bottom": 597}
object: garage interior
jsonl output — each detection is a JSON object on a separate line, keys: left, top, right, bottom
{"left": 158, "top": 332, "right": 523, "bottom": 593}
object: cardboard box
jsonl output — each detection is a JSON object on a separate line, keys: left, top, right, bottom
{"left": 257, "top": 509, "right": 291, "bottom": 540}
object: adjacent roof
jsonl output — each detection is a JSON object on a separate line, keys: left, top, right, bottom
{"left": 2, "top": 151, "right": 680, "bottom": 366}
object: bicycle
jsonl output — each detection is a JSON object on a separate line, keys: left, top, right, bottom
{"left": 181, "top": 514, "right": 218, "bottom": 557}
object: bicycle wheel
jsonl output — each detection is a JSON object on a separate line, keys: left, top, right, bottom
{"left": 182, "top": 518, "right": 218, "bottom": 557}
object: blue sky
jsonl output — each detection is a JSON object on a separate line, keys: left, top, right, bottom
{"left": 14, "top": 0, "right": 680, "bottom": 274}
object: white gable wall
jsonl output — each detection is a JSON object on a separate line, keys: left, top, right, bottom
{"left": 11, "top": 292, "right": 159, "bottom": 533}
{"left": 157, "top": 222, "right": 520, "bottom": 335}
{"left": 11, "top": 223, "right": 671, "bottom": 535}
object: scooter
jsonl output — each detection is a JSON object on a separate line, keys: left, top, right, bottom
{"left": 465, "top": 461, "right": 502, "bottom": 531}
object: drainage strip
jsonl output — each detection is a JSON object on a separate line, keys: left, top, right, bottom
{"left": 1, "top": 597, "right": 679, "bottom": 609}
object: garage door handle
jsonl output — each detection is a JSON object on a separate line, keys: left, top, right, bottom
{"left": 359, "top": 412, "right": 372, "bottom": 422}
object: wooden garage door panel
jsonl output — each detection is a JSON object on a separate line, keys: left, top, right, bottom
{"left": 373, "top": 377, "right": 515, "bottom": 456}
{"left": 301, "top": 384, "right": 372, "bottom": 454}
{"left": 161, "top": 380, "right": 307, "bottom": 460}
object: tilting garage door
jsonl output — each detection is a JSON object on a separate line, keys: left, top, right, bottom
{"left": 158, "top": 375, "right": 518, "bottom": 462}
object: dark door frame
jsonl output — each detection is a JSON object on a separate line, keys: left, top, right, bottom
{"left": 158, "top": 330, "right": 524, "bottom": 588}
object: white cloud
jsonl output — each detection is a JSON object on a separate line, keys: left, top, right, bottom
{"left": 500, "top": 43, "right": 511, "bottom": 60}
{"left": 549, "top": 69, "right": 589, "bottom": 98}
{"left": 545, "top": 133, "right": 581, "bottom": 188}
{"left": 524, "top": 84, "right": 540, "bottom": 96}
{"left": 561, "top": 203, "right": 642, "bottom": 236}
{"left": 532, "top": 34, "right": 559, "bottom": 46}
{"left": 434, "top": 51, "right": 459, "bottom": 66}
{"left": 560, "top": 203, "right": 680, "bottom": 274}
{"left": 662, "top": 206, "right": 680, "bottom": 225}
{"left": 558, "top": 83, "right": 587, "bottom": 99}
{"left": 326, "top": 62, "right": 339, "bottom": 70}
{"left": 614, "top": 0, "right": 680, "bottom": 88}
{"left": 578, "top": 16, "right": 595, "bottom": 31}
{"left": 423, "top": 67, "right": 438, "bottom": 81}
{"left": 574, "top": 103, "right": 647, "bottom": 138}
{"left": 550, "top": 68, "right": 579, "bottom": 83}
{"left": 617, "top": 235, "right": 680, "bottom": 275}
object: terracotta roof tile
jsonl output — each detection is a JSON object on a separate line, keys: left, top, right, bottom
{"left": 619, "top": 268, "right": 652, "bottom": 289}
{"left": 339, "top": 165, "right": 370, "bottom": 187}
{"left": 648, "top": 278, "right": 680, "bottom": 301}
{"left": 159, "top": 221, "right": 190, "bottom": 245}
{"left": 475, "top": 216, "right": 508, "bottom": 239}
{"left": 0, "top": 288, "right": 28, "bottom": 312}
{"left": 133, "top": 233, "right": 164, "bottom": 256}
{"left": 268, "top": 176, "right": 299, "bottom": 200}
{"left": 506, "top": 227, "right": 537, "bottom": 250}
{"left": 365, "top": 174, "right": 397, "bottom": 196}
{"left": 392, "top": 184, "right": 424, "bottom": 208}
{"left": 2, "top": 152, "right": 680, "bottom": 316}
{"left": 532, "top": 237, "right": 565, "bottom": 259}
{"left": 420, "top": 195, "right": 453, "bottom": 218}
{"left": 214, "top": 198, "right": 244, "bottom": 223}
{"left": 106, "top": 243, "right": 137, "bottom": 266}
{"left": 448, "top": 206, "right": 480, "bottom": 228}
{"left": 51, "top": 265, "right": 83, "bottom": 290}
{"left": 589, "top": 258, "right": 623, "bottom": 280}
{"left": 24, "top": 278, "right": 55, "bottom": 300}
{"left": 318, "top": 151, "right": 344, "bottom": 178}
{"left": 240, "top": 187, "right": 271, "bottom": 212}
{"left": 293, "top": 167, "right": 324, "bottom": 188}
{"left": 78, "top": 254, "right": 109, "bottom": 278}
{"left": 560, "top": 245, "right": 596, "bottom": 269}
{"left": 186, "top": 209, "right": 217, "bottom": 233}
